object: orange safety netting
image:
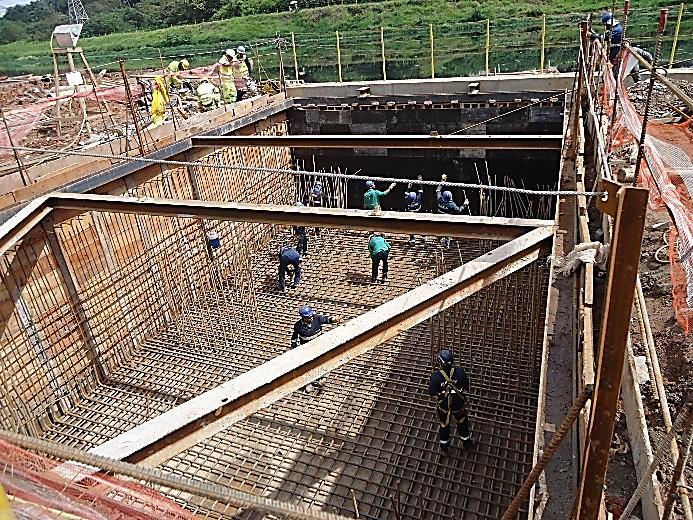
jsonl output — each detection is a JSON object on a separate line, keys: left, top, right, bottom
{"left": 0, "top": 439, "right": 194, "bottom": 519}
{"left": 596, "top": 40, "right": 693, "bottom": 333}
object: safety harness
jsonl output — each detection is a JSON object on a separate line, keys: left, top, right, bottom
{"left": 437, "top": 366, "right": 467, "bottom": 427}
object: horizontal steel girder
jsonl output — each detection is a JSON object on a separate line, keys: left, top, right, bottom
{"left": 191, "top": 134, "right": 564, "bottom": 150}
{"left": 83, "top": 226, "right": 554, "bottom": 465}
{"left": 45, "top": 193, "right": 553, "bottom": 240}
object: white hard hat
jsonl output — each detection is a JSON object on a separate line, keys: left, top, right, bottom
{"left": 225, "top": 48, "right": 236, "bottom": 58}
{"left": 236, "top": 45, "right": 246, "bottom": 54}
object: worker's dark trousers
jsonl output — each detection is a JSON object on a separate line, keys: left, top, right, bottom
{"left": 279, "top": 259, "right": 301, "bottom": 289}
{"left": 371, "top": 250, "right": 389, "bottom": 280}
{"left": 437, "top": 407, "right": 471, "bottom": 445}
{"left": 236, "top": 90, "right": 247, "bottom": 101}
{"left": 296, "top": 232, "right": 308, "bottom": 255}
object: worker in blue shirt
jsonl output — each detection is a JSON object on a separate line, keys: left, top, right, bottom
{"left": 290, "top": 305, "right": 341, "bottom": 394}
{"left": 428, "top": 349, "right": 474, "bottom": 454}
{"left": 293, "top": 202, "right": 308, "bottom": 255}
{"left": 436, "top": 174, "right": 467, "bottom": 249}
{"left": 405, "top": 175, "right": 424, "bottom": 244}
{"left": 590, "top": 11, "right": 652, "bottom": 81}
{"left": 307, "top": 181, "right": 329, "bottom": 237}
{"left": 368, "top": 232, "right": 391, "bottom": 283}
{"left": 278, "top": 246, "right": 301, "bottom": 291}
{"left": 363, "top": 180, "right": 396, "bottom": 210}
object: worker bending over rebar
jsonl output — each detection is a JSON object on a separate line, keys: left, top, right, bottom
{"left": 368, "top": 232, "right": 391, "bottom": 284}
{"left": 428, "top": 349, "right": 474, "bottom": 454}
{"left": 590, "top": 11, "right": 652, "bottom": 82}
{"left": 290, "top": 306, "right": 341, "bottom": 394}
{"left": 278, "top": 246, "right": 301, "bottom": 291}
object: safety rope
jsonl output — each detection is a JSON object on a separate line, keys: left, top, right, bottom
{"left": 0, "top": 145, "right": 609, "bottom": 199}
{"left": 0, "top": 429, "right": 353, "bottom": 520}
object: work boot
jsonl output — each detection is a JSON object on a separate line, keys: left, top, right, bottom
{"left": 304, "top": 383, "right": 321, "bottom": 396}
{"left": 439, "top": 442, "right": 449, "bottom": 455}
{"left": 381, "top": 272, "right": 388, "bottom": 283}
{"left": 370, "top": 277, "right": 377, "bottom": 284}
{"left": 462, "top": 437, "right": 476, "bottom": 449}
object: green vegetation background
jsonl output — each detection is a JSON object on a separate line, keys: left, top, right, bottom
{"left": 0, "top": 0, "right": 690, "bottom": 78}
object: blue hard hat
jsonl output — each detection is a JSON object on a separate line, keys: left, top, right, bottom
{"left": 366, "top": 180, "right": 375, "bottom": 189}
{"left": 299, "top": 305, "right": 315, "bottom": 318}
{"left": 313, "top": 184, "right": 323, "bottom": 195}
{"left": 438, "top": 349, "right": 454, "bottom": 365}
{"left": 601, "top": 11, "right": 614, "bottom": 24}
{"left": 406, "top": 191, "right": 418, "bottom": 203}
{"left": 441, "top": 190, "right": 453, "bottom": 203}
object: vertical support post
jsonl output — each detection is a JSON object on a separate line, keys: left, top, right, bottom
{"left": 118, "top": 58, "right": 146, "bottom": 156}
{"left": 336, "top": 31, "right": 343, "bottom": 83}
{"left": 42, "top": 216, "right": 106, "bottom": 381}
{"left": 634, "top": 8, "right": 669, "bottom": 184}
{"left": 668, "top": 3, "right": 685, "bottom": 67}
{"left": 570, "top": 22, "right": 587, "bottom": 161}
{"left": 429, "top": 24, "right": 435, "bottom": 79}
{"left": 0, "top": 105, "right": 29, "bottom": 186}
{"left": 574, "top": 184, "right": 649, "bottom": 520}
{"left": 607, "top": 0, "right": 631, "bottom": 153}
{"left": 485, "top": 19, "right": 490, "bottom": 75}
{"left": 291, "top": 32, "right": 299, "bottom": 81}
{"left": 51, "top": 52, "right": 62, "bottom": 137}
{"left": 540, "top": 14, "right": 546, "bottom": 73}
{"left": 380, "top": 27, "right": 387, "bottom": 80}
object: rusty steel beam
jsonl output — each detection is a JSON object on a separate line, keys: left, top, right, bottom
{"left": 575, "top": 183, "right": 649, "bottom": 519}
{"left": 0, "top": 196, "right": 51, "bottom": 258}
{"left": 81, "top": 226, "right": 553, "bottom": 465}
{"left": 45, "top": 192, "right": 553, "bottom": 240}
{"left": 191, "top": 134, "right": 564, "bottom": 150}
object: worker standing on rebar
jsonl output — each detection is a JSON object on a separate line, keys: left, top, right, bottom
{"left": 293, "top": 201, "right": 308, "bottom": 255}
{"left": 363, "top": 179, "right": 396, "bottom": 211}
{"left": 290, "top": 305, "right": 341, "bottom": 394}
{"left": 196, "top": 79, "right": 221, "bottom": 111}
{"left": 213, "top": 49, "right": 237, "bottom": 104}
{"left": 368, "top": 232, "right": 391, "bottom": 284}
{"left": 308, "top": 181, "right": 329, "bottom": 237}
{"left": 405, "top": 175, "right": 424, "bottom": 244}
{"left": 279, "top": 245, "right": 301, "bottom": 291}
{"left": 232, "top": 46, "right": 253, "bottom": 101}
{"left": 436, "top": 174, "right": 466, "bottom": 249}
{"left": 428, "top": 349, "right": 474, "bottom": 454}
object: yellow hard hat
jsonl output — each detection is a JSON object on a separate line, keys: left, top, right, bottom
{"left": 180, "top": 59, "right": 190, "bottom": 70}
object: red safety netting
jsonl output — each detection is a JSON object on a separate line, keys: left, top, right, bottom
{"left": 596, "top": 40, "right": 693, "bottom": 333}
{"left": 0, "top": 439, "right": 195, "bottom": 519}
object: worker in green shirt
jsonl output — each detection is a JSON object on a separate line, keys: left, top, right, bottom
{"left": 368, "top": 232, "right": 391, "bottom": 283}
{"left": 363, "top": 180, "right": 396, "bottom": 210}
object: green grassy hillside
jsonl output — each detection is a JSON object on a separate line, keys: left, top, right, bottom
{"left": 0, "top": 0, "right": 689, "bottom": 78}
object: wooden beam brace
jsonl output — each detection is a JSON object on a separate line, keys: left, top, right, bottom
{"left": 45, "top": 192, "right": 553, "bottom": 240}
{"left": 575, "top": 184, "right": 649, "bottom": 519}
{"left": 82, "top": 227, "right": 553, "bottom": 465}
{"left": 191, "top": 134, "right": 564, "bottom": 150}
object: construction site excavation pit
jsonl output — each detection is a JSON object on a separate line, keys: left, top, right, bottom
{"left": 0, "top": 91, "right": 564, "bottom": 519}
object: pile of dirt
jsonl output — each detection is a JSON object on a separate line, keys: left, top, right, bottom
{"left": 627, "top": 78, "right": 693, "bottom": 120}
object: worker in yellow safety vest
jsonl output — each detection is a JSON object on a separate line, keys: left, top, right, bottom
{"left": 196, "top": 79, "right": 220, "bottom": 111}
{"left": 167, "top": 58, "right": 189, "bottom": 89}
{"left": 214, "top": 49, "right": 237, "bottom": 104}
{"left": 147, "top": 76, "right": 170, "bottom": 130}
{"left": 233, "top": 45, "right": 255, "bottom": 101}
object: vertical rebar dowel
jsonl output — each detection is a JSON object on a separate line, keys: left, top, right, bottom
{"left": 501, "top": 388, "right": 591, "bottom": 520}
{"left": 429, "top": 24, "right": 435, "bottom": 79}
{"left": 0, "top": 105, "right": 28, "bottom": 186}
{"left": 118, "top": 59, "right": 146, "bottom": 156}
{"left": 633, "top": 8, "right": 669, "bottom": 184}
{"left": 663, "top": 418, "right": 693, "bottom": 520}
{"left": 380, "top": 27, "right": 387, "bottom": 81}
{"left": 669, "top": 3, "right": 685, "bottom": 67}
{"left": 336, "top": 31, "right": 343, "bottom": 83}
{"left": 607, "top": 0, "right": 631, "bottom": 153}
{"left": 485, "top": 19, "right": 490, "bottom": 75}
{"left": 540, "top": 14, "right": 546, "bottom": 73}
{"left": 291, "top": 32, "right": 299, "bottom": 81}
{"left": 597, "top": 0, "right": 618, "bottom": 128}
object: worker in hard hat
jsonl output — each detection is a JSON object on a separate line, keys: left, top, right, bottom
{"left": 368, "top": 232, "right": 391, "bottom": 284}
{"left": 590, "top": 11, "right": 652, "bottom": 82}
{"left": 232, "top": 45, "right": 254, "bottom": 101}
{"left": 436, "top": 174, "right": 467, "bottom": 249}
{"left": 405, "top": 175, "right": 424, "bottom": 244}
{"left": 363, "top": 179, "right": 396, "bottom": 211}
{"left": 293, "top": 202, "right": 308, "bottom": 256}
{"left": 290, "top": 305, "right": 341, "bottom": 394}
{"left": 279, "top": 245, "right": 301, "bottom": 291}
{"left": 196, "top": 79, "right": 220, "bottom": 111}
{"left": 307, "top": 181, "right": 329, "bottom": 237}
{"left": 167, "top": 58, "right": 190, "bottom": 89}
{"left": 428, "top": 349, "right": 474, "bottom": 454}
{"left": 214, "top": 49, "right": 237, "bottom": 104}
